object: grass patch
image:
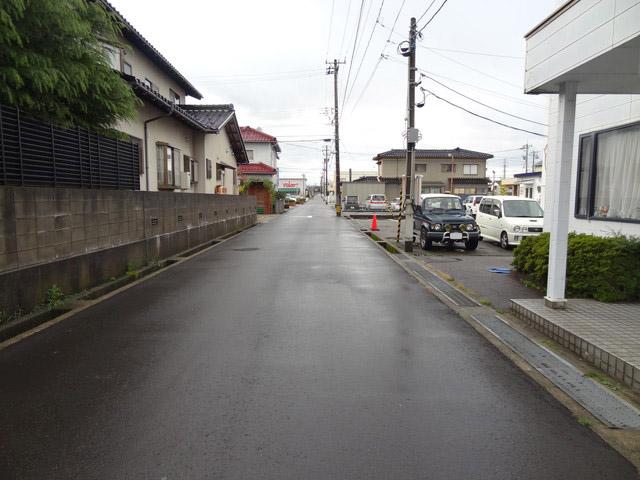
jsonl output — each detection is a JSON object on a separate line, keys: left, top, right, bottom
{"left": 443, "top": 274, "right": 455, "bottom": 282}
{"left": 385, "top": 244, "right": 399, "bottom": 254}
{"left": 479, "top": 299, "right": 493, "bottom": 307}
{"left": 584, "top": 371, "right": 622, "bottom": 392}
{"left": 577, "top": 417, "right": 592, "bottom": 427}
{"left": 370, "top": 233, "right": 381, "bottom": 241}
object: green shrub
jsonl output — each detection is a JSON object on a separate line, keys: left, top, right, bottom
{"left": 512, "top": 233, "right": 640, "bottom": 302}
{"left": 45, "top": 285, "right": 66, "bottom": 309}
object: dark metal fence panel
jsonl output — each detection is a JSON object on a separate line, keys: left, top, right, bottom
{"left": 0, "top": 104, "right": 140, "bottom": 189}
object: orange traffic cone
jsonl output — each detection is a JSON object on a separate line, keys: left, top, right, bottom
{"left": 371, "top": 214, "right": 379, "bottom": 231}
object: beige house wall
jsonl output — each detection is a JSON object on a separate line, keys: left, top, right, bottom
{"left": 119, "top": 39, "right": 187, "bottom": 102}
{"left": 380, "top": 157, "right": 487, "bottom": 192}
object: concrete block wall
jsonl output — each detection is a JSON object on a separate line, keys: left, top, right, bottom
{"left": 0, "top": 186, "right": 256, "bottom": 314}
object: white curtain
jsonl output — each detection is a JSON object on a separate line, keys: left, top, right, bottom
{"left": 594, "top": 124, "right": 640, "bottom": 220}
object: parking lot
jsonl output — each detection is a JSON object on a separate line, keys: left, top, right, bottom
{"left": 351, "top": 217, "right": 543, "bottom": 312}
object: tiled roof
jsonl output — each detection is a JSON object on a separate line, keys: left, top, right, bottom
{"left": 180, "top": 105, "right": 235, "bottom": 132}
{"left": 100, "top": 0, "right": 202, "bottom": 99}
{"left": 240, "top": 126, "right": 276, "bottom": 143}
{"left": 514, "top": 171, "right": 542, "bottom": 178}
{"left": 374, "top": 148, "right": 493, "bottom": 160}
{"left": 238, "top": 163, "right": 277, "bottom": 175}
{"left": 352, "top": 176, "right": 402, "bottom": 184}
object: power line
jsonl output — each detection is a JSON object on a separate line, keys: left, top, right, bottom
{"left": 192, "top": 68, "right": 323, "bottom": 79}
{"left": 421, "top": 45, "right": 522, "bottom": 60}
{"left": 417, "top": 0, "right": 449, "bottom": 34}
{"left": 341, "top": 0, "right": 367, "bottom": 114}
{"left": 416, "top": 0, "right": 438, "bottom": 23}
{"left": 344, "top": 0, "right": 385, "bottom": 107}
{"left": 349, "top": 0, "right": 406, "bottom": 113}
{"left": 421, "top": 74, "right": 547, "bottom": 126}
{"left": 425, "top": 48, "right": 522, "bottom": 89}
{"left": 339, "top": 0, "right": 354, "bottom": 56}
{"left": 423, "top": 89, "right": 547, "bottom": 137}
{"left": 325, "top": 0, "right": 336, "bottom": 58}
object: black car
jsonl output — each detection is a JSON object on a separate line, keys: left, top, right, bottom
{"left": 412, "top": 194, "right": 480, "bottom": 250}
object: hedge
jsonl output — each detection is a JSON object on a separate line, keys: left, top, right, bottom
{"left": 512, "top": 232, "right": 640, "bottom": 302}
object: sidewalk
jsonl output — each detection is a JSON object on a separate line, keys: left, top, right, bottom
{"left": 353, "top": 216, "right": 640, "bottom": 394}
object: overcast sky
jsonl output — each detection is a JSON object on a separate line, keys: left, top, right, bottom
{"left": 110, "top": 0, "right": 560, "bottom": 184}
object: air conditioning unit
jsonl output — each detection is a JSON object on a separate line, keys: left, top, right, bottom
{"left": 181, "top": 172, "right": 191, "bottom": 189}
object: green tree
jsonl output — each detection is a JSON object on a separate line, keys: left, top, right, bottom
{"left": 0, "top": 0, "right": 139, "bottom": 130}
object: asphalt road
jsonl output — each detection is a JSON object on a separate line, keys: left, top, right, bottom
{"left": 0, "top": 198, "right": 636, "bottom": 479}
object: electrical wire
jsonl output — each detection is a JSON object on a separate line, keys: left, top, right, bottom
{"left": 421, "top": 74, "right": 547, "bottom": 126}
{"left": 341, "top": 0, "right": 367, "bottom": 114}
{"left": 343, "top": 0, "right": 385, "bottom": 107}
{"left": 420, "top": 45, "right": 522, "bottom": 60}
{"left": 417, "top": 0, "right": 448, "bottom": 34}
{"left": 325, "top": 0, "right": 336, "bottom": 58}
{"left": 423, "top": 89, "right": 547, "bottom": 137}
{"left": 426, "top": 48, "right": 522, "bottom": 89}
{"left": 339, "top": 0, "right": 354, "bottom": 56}
{"left": 349, "top": 0, "right": 405, "bottom": 113}
{"left": 417, "top": 0, "right": 438, "bottom": 24}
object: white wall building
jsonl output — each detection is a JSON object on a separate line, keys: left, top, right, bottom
{"left": 525, "top": 0, "right": 640, "bottom": 306}
{"left": 240, "top": 127, "right": 280, "bottom": 184}
{"left": 278, "top": 177, "right": 307, "bottom": 196}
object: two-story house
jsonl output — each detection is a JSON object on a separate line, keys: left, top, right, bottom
{"left": 101, "top": 0, "right": 248, "bottom": 194}
{"left": 240, "top": 127, "right": 280, "bottom": 183}
{"left": 373, "top": 148, "right": 493, "bottom": 195}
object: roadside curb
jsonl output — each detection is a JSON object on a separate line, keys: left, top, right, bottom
{"left": 0, "top": 223, "right": 257, "bottom": 352}
{"left": 347, "top": 217, "right": 640, "bottom": 470}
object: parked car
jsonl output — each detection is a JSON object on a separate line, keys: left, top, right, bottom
{"left": 390, "top": 197, "right": 401, "bottom": 212}
{"left": 413, "top": 194, "right": 479, "bottom": 250}
{"left": 344, "top": 195, "right": 360, "bottom": 211}
{"left": 475, "top": 196, "right": 544, "bottom": 249}
{"left": 366, "top": 194, "right": 388, "bottom": 211}
{"left": 463, "top": 195, "right": 484, "bottom": 218}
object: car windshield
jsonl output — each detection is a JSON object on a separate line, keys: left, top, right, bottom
{"left": 371, "top": 195, "right": 385, "bottom": 201}
{"left": 423, "top": 197, "right": 463, "bottom": 212}
{"left": 503, "top": 200, "right": 544, "bottom": 218}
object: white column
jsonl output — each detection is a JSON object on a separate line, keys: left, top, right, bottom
{"left": 545, "top": 82, "right": 577, "bottom": 309}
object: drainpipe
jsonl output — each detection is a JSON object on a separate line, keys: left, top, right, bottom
{"left": 143, "top": 105, "right": 174, "bottom": 191}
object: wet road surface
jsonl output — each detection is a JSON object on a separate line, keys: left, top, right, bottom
{"left": 0, "top": 199, "right": 637, "bottom": 479}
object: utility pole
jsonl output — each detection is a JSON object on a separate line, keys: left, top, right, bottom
{"left": 503, "top": 158, "right": 506, "bottom": 181}
{"left": 402, "top": 17, "right": 418, "bottom": 252}
{"left": 326, "top": 59, "right": 345, "bottom": 216}
{"left": 522, "top": 142, "right": 530, "bottom": 173}
{"left": 323, "top": 144, "right": 330, "bottom": 202}
{"left": 448, "top": 152, "right": 455, "bottom": 193}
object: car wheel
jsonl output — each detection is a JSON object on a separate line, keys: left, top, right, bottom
{"left": 500, "top": 231, "right": 510, "bottom": 249}
{"left": 465, "top": 238, "right": 479, "bottom": 251}
{"left": 420, "top": 228, "right": 432, "bottom": 250}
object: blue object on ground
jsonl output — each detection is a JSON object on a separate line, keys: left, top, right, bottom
{"left": 488, "top": 267, "right": 512, "bottom": 274}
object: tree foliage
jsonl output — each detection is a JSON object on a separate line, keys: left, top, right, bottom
{"left": 0, "top": 0, "right": 139, "bottom": 130}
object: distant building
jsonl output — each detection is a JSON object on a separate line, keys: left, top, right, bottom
{"left": 240, "top": 127, "right": 280, "bottom": 184}
{"left": 373, "top": 148, "right": 492, "bottom": 195}
{"left": 278, "top": 177, "right": 306, "bottom": 196}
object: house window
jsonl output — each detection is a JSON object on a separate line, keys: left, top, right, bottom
{"left": 170, "top": 89, "right": 181, "bottom": 105}
{"left": 122, "top": 61, "right": 132, "bottom": 75}
{"left": 206, "top": 159, "right": 212, "bottom": 179}
{"left": 216, "top": 165, "right": 224, "bottom": 182}
{"left": 576, "top": 122, "right": 640, "bottom": 221}
{"left": 463, "top": 164, "right": 478, "bottom": 175}
{"left": 156, "top": 143, "right": 181, "bottom": 188}
{"left": 183, "top": 155, "right": 198, "bottom": 185}
{"left": 415, "top": 163, "right": 426, "bottom": 173}
{"left": 441, "top": 164, "right": 456, "bottom": 173}
{"left": 102, "top": 44, "right": 120, "bottom": 70}
{"left": 247, "top": 150, "right": 254, "bottom": 161}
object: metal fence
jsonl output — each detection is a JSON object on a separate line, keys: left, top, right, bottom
{"left": 0, "top": 104, "right": 140, "bottom": 190}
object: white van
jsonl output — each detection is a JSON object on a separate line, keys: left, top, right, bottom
{"left": 476, "top": 196, "right": 544, "bottom": 249}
